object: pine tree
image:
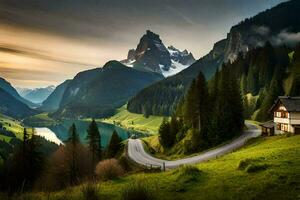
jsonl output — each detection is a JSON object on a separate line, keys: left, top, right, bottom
{"left": 66, "top": 123, "right": 80, "bottom": 185}
{"left": 107, "top": 130, "right": 122, "bottom": 158}
{"left": 86, "top": 119, "right": 101, "bottom": 167}
{"left": 183, "top": 79, "right": 198, "bottom": 128}
{"left": 159, "top": 118, "right": 172, "bottom": 148}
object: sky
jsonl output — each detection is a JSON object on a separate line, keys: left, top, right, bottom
{"left": 0, "top": 0, "right": 286, "bottom": 88}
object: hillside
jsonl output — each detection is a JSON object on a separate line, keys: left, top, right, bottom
{"left": 53, "top": 61, "right": 163, "bottom": 118}
{"left": 100, "top": 105, "right": 164, "bottom": 135}
{"left": 0, "top": 88, "right": 37, "bottom": 119}
{"left": 127, "top": 0, "right": 300, "bottom": 116}
{"left": 11, "top": 134, "right": 300, "bottom": 200}
{"left": 0, "top": 78, "right": 36, "bottom": 108}
{"left": 40, "top": 80, "right": 71, "bottom": 112}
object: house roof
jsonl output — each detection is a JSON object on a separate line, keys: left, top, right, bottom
{"left": 270, "top": 96, "right": 300, "bottom": 112}
{"left": 260, "top": 120, "right": 274, "bottom": 128}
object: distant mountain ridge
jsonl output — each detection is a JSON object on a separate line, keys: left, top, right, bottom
{"left": 121, "top": 30, "right": 195, "bottom": 77}
{"left": 40, "top": 80, "right": 71, "bottom": 112}
{"left": 127, "top": 0, "right": 300, "bottom": 116}
{"left": 52, "top": 61, "right": 163, "bottom": 118}
{"left": 0, "top": 77, "right": 36, "bottom": 108}
{"left": 0, "top": 87, "right": 37, "bottom": 119}
{"left": 17, "top": 86, "right": 55, "bottom": 104}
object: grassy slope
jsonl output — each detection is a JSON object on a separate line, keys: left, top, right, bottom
{"left": 23, "top": 113, "right": 58, "bottom": 127}
{"left": 0, "top": 114, "right": 26, "bottom": 141}
{"left": 17, "top": 134, "right": 300, "bottom": 200}
{"left": 100, "top": 105, "right": 164, "bottom": 135}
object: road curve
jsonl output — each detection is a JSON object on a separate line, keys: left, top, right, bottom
{"left": 128, "top": 122, "right": 261, "bottom": 169}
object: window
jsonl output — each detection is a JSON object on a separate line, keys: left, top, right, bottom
{"left": 274, "top": 111, "right": 289, "bottom": 118}
{"left": 278, "top": 123, "right": 288, "bottom": 132}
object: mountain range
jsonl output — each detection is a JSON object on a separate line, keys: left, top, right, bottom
{"left": 51, "top": 61, "right": 163, "bottom": 118}
{"left": 17, "top": 86, "right": 55, "bottom": 104}
{"left": 121, "top": 30, "right": 195, "bottom": 77}
{"left": 127, "top": 0, "right": 300, "bottom": 116}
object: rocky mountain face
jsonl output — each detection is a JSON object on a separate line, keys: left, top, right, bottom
{"left": 127, "top": 0, "right": 300, "bottom": 116}
{"left": 122, "top": 30, "right": 195, "bottom": 77}
{"left": 40, "top": 80, "right": 71, "bottom": 112}
{"left": 52, "top": 61, "right": 163, "bottom": 118}
{"left": 18, "top": 86, "right": 55, "bottom": 104}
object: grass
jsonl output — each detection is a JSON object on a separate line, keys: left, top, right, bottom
{"left": 0, "top": 114, "right": 26, "bottom": 140}
{"left": 23, "top": 113, "right": 58, "bottom": 127}
{"left": 10, "top": 133, "right": 300, "bottom": 199}
{"left": 100, "top": 105, "right": 165, "bottom": 135}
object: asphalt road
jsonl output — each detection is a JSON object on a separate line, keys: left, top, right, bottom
{"left": 128, "top": 122, "right": 261, "bottom": 169}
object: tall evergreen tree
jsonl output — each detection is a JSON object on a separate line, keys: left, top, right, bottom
{"left": 66, "top": 123, "right": 80, "bottom": 185}
{"left": 86, "top": 119, "right": 101, "bottom": 167}
{"left": 107, "top": 130, "right": 122, "bottom": 158}
{"left": 159, "top": 118, "right": 172, "bottom": 148}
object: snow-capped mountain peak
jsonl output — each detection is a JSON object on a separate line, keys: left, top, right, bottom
{"left": 121, "top": 30, "right": 195, "bottom": 77}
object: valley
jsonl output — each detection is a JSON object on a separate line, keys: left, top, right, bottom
{"left": 0, "top": 0, "right": 300, "bottom": 199}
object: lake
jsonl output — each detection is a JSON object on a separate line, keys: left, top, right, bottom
{"left": 34, "top": 119, "right": 144, "bottom": 147}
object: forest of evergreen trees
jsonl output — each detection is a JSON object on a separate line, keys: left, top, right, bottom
{"left": 159, "top": 66, "right": 244, "bottom": 153}
{"left": 158, "top": 42, "right": 300, "bottom": 153}
{"left": 0, "top": 120, "right": 124, "bottom": 193}
{"left": 131, "top": 42, "right": 300, "bottom": 123}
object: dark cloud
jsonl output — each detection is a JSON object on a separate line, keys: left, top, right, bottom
{"left": 0, "top": 0, "right": 286, "bottom": 87}
{"left": 0, "top": 44, "right": 97, "bottom": 66}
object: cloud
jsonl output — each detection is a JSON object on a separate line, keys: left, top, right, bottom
{"left": 252, "top": 25, "right": 270, "bottom": 36}
{"left": 0, "top": 44, "right": 97, "bottom": 67}
{"left": 272, "top": 30, "right": 300, "bottom": 46}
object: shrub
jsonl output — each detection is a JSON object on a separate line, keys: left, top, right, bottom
{"left": 238, "top": 158, "right": 268, "bottom": 173}
{"left": 81, "top": 182, "right": 100, "bottom": 200}
{"left": 174, "top": 165, "right": 202, "bottom": 185}
{"left": 121, "top": 180, "right": 156, "bottom": 200}
{"left": 246, "top": 163, "right": 268, "bottom": 173}
{"left": 238, "top": 158, "right": 260, "bottom": 170}
{"left": 95, "top": 159, "right": 124, "bottom": 180}
{"left": 118, "top": 155, "right": 131, "bottom": 171}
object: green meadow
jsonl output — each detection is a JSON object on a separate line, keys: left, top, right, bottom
{"left": 7, "top": 133, "right": 300, "bottom": 200}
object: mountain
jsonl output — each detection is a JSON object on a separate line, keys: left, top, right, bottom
{"left": 121, "top": 30, "right": 195, "bottom": 77}
{"left": 52, "top": 61, "right": 163, "bottom": 118}
{"left": 0, "top": 77, "right": 36, "bottom": 108}
{"left": 127, "top": 0, "right": 300, "bottom": 116}
{"left": 17, "top": 86, "right": 55, "bottom": 104}
{"left": 39, "top": 80, "right": 71, "bottom": 112}
{"left": 0, "top": 88, "right": 37, "bottom": 119}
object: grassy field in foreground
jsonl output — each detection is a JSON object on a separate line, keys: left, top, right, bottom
{"left": 100, "top": 105, "right": 165, "bottom": 135}
{"left": 10, "top": 134, "right": 300, "bottom": 200}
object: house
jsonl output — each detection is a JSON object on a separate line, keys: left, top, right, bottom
{"left": 269, "top": 96, "right": 300, "bottom": 135}
{"left": 260, "top": 120, "right": 274, "bottom": 136}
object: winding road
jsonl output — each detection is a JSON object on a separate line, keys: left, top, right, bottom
{"left": 128, "top": 122, "right": 261, "bottom": 169}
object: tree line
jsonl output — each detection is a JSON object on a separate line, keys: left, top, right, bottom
{"left": 0, "top": 119, "right": 123, "bottom": 193}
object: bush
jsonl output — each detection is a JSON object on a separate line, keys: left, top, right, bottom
{"left": 121, "top": 180, "right": 156, "bottom": 200}
{"left": 238, "top": 158, "right": 260, "bottom": 170}
{"left": 246, "top": 164, "right": 268, "bottom": 173}
{"left": 238, "top": 158, "right": 268, "bottom": 173}
{"left": 81, "top": 182, "right": 100, "bottom": 200}
{"left": 174, "top": 165, "right": 202, "bottom": 185}
{"left": 95, "top": 159, "right": 124, "bottom": 181}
